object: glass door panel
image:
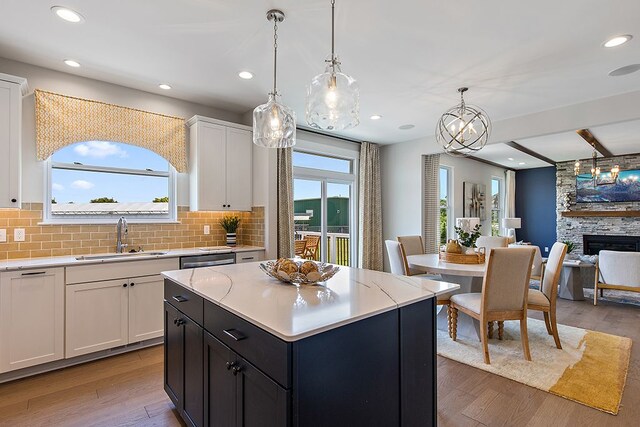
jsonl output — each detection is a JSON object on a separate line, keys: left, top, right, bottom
{"left": 326, "top": 182, "right": 351, "bottom": 266}
{"left": 294, "top": 179, "right": 322, "bottom": 261}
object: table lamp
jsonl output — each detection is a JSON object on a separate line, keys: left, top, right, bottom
{"left": 456, "top": 217, "right": 480, "bottom": 232}
{"left": 501, "top": 217, "right": 521, "bottom": 239}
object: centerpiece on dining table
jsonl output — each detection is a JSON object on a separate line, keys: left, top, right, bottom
{"left": 440, "top": 219, "right": 486, "bottom": 264}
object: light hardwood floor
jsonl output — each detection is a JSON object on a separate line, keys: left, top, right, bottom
{"left": 0, "top": 298, "right": 637, "bottom": 426}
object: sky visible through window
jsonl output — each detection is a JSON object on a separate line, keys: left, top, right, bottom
{"left": 293, "top": 152, "right": 351, "bottom": 200}
{"left": 440, "top": 167, "right": 448, "bottom": 202}
{"left": 51, "top": 141, "right": 169, "bottom": 204}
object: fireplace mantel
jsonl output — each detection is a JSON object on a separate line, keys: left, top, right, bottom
{"left": 561, "top": 210, "right": 640, "bottom": 218}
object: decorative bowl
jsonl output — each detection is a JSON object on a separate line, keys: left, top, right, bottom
{"left": 259, "top": 260, "right": 340, "bottom": 286}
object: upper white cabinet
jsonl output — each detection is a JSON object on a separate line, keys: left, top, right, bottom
{"left": 0, "top": 268, "right": 64, "bottom": 373}
{"left": 188, "top": 116, "right": 253, "bottom": 211}
{"left": 0, "top": 73, "right": 28, "bottom": 209}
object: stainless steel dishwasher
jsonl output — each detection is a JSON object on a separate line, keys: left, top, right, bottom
{"left": 179, "top": 252, "right": 236, "bottom": 269}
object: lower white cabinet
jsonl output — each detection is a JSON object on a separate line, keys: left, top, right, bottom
{"left": 235, "top": 250, "right": 265, "bottom": 264}
{"left": 66, "top": 274, "right": 165, "bottom": 358}
{"left": 0, "top": 268, "right": 65, "bottom": 373}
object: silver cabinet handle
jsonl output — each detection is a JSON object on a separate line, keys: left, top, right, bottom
{"left": 223, "top": 329, "right": 246, "bottom": 341}
{"left": 21, "top": 271, "right": 46, "bottom": 276}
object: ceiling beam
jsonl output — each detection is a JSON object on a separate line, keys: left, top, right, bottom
{"left": 466, "top": 155, "right": 515, "bottom": 171}
{"left": 504, "top": 141, "right": 556, "bottom": 166}
{"left": 576, "top": 129, "right": 613, "bottom": 157}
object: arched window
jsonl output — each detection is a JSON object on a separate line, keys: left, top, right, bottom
{"left": 44, "top": 141, "right": 176, "bottom": 223}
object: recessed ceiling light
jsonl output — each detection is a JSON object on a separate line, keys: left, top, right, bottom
{"left": 158, "top": 84, "right": 172, "bottom": 90}
{"left": 508, "top": 157, "right": 514, "bottom": 161}
{"left": 51, "top": 6, "right": 84, "bottom": 23}
{"left": 608, "top": 64, "right": 640, "bottom": 77}
{"left": 63, "top": 59, "right": 80, "bottom": 68}
{"left": 603, "top": 35, "right": 632, "bottom": 48}
{"left": 519, "top": 162, "right": 526, "bottom": 165}
{"left": 399, "top": 124, "right": 415, "bottom": 130}
{"left": 238, "top": 71, "right": 253, "bottom": 80}
{"left": 370, "top": 115, "right": 382, "bottom": 120}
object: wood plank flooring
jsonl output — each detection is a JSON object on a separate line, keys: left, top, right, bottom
{"left": 0, "top": 298, "right": 637, "bottom": 426}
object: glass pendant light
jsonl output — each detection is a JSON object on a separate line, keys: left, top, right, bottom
{"left": 305, "top": 0, "right": 360, "bottom": 131}
{"left": 253, "top": 9, "right": 296, "bottom": 148}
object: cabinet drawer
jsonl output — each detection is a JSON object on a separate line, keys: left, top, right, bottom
{"left": 164, "top": 279, "right": 203, "bottom": 326}
{"left": 235, "top": 250, "right": 264, "bottom": 264}
{"left": 204, "top": 300, "right": 291, "bottom": 388}
{"left": 67, "top": 258, "right": 179, "bottom": 284}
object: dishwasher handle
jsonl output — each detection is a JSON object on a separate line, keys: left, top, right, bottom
{"left": 182, "top": 259, "right": 235, "bottom": 269}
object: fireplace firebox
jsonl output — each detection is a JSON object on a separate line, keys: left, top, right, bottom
{"left": 583, "top": 235, "right": 640, "bottom": 255}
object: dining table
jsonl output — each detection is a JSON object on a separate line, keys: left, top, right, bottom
{"left": 406, "top": 253, "right": 486, "bottom": 340}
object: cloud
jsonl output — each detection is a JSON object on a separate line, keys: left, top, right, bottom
{"left": 73, "top": 141, "right": 128, "bottom": 159}
{"left": 52, "top": 183, "right": 65, "bottom": 191}
{"left": 71, "top": 180, "right": 95, "bottom": 190}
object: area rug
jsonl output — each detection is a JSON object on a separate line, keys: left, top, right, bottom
{"left": 437, "top": 318, "right": 632, "bottom": 414}
{"left": 583, "top": 288, "right": 640, "bottom": 307}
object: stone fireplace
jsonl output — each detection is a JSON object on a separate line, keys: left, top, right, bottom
{"left": 583, "top": 234, "right": 640, "bottom": 255}
{"left": 557, "top": 154, "right": 640, "bottom": 255}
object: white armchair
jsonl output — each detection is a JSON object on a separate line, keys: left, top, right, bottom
{"left": 594, "top": 250, "right": 640, "bottom": 305}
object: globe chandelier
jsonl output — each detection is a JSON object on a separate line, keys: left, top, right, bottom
{"left": 436, "top": 87, "right": 491, "bottom": 156}
{"left": 253, "top": 9, "right": 296, "bottom": 148}
{"left": 305, "top": 0, "right": 360, "bottom": 131}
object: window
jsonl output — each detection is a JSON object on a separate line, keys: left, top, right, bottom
{"left": 45, "top": 141, "right": 176, "bottom": 223}
{"left": 439, "top": 166, "right": 452, "bottom": 246}
{"left": 293, "top": 150, "right": 357, "bottom": 267}
{"left": 491, "top": 177, "right": 503, "bottom": 236}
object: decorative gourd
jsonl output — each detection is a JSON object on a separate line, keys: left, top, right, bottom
{"left": 445, "top": 239, "right": 462, "bottom": 254}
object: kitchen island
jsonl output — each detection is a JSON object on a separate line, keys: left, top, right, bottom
{"left": 162, "top": 263, "right": 458, "bottom": 427}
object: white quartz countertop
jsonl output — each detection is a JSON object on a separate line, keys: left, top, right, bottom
{"left": 162, "top": 263, "right": 459, "bottom": 342}
{"left": 0, "top": 246, "right": 264, "bottom": 272}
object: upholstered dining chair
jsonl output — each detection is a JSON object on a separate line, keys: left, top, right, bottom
{"left": 509, "top": 244, "right": 544, "bottom": 281}
{"left": 449, "top": 247, "right": 536, "bottom": 364}
{"left": 397, "top": 235, "right": 427, "bottom": 276}
{"left": 527, "top": 242, "right": 567, "bottom": 349}
{"left": 476, "top": 236, "right": 509, "bottom": 252}
{"left": 594, "top": 250, "right": 640, "bottom": 305}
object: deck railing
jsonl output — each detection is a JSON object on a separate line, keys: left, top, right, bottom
{"left": 295, "top": 231, "right": 350, "bottom": 266}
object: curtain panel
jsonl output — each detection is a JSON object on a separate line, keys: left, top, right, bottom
{"left": 359, "top": 142, "right": 383, "bottom": 271}
{"left": 504, "top": 170, "right": 516, "bottom": 233}
{"left": 422, "top": 154, "right": 440, "bottom": 254}
{"left": 35, "top": 90, "right": 187, "bottom": 172}
{"left": 277, "top": 147, "right": 294, "bottom": 258}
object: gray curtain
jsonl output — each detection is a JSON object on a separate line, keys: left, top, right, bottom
{"left": 277, "top": 147, "right": 294, "bottom": 258}
{"left": 359, "top": 142, "right": 383, "bottom": 271}
{"left": 422, "top": 154, "right": 440, "bottom": 254}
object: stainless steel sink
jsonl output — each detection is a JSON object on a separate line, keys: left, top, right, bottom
{"left": 75, "top": 251, "right": 168, "bottom": 261}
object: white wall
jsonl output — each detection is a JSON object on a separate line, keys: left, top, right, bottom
{"left": 381, "top": 136, "right": 507, "bottom": 270}
{"left": 0, "top": 57, "right": 242, "bottom": 205}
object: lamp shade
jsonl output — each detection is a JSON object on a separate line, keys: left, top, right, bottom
{"left": 501, "top": 217, "right": 521, "bottom": 229}
{"left": 456, "top": 217, "right": 480, "bottom": 230}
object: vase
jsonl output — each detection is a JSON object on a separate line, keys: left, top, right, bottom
{"left": 226, "top": 232, "right": 236, "bottom": 247}
{"left": 463, "top": 246, "right": 476, "bottom": 255}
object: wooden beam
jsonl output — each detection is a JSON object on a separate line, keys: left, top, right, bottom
{"left": 504, "top": 141, "right": 556, "bottom": 166}
{"left": 576, "top": 129, "right": 614, "bottom": 158}
{"left": 466, "top": 155, "right": 515, "bottom": 171}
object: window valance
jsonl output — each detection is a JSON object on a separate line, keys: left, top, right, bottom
{"left": 35, "top": 89, "right": 187, "bottom": 172}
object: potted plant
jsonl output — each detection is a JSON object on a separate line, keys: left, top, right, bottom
{"left": 562, "top": 240, "right": 577, "bottom": 259}
{"left": 219, "top": 215, "right": 240, "bottom": 246}
{"left": 454, "top": 224, "right": 482, "bottom": 254}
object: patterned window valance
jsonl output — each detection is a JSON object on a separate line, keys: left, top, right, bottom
{"left": 35, "top": 89, "right": 187, "bottom": 172}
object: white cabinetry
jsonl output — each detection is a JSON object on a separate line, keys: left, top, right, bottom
{"left": 65, "top": 258, "right": 178, "bottom": 358}
{"left": 235, "top": 250, "right": 265, "bottom": 264}
{"left": 0, "top": 268, "right": 64, "bottom": 373}
{"left": 0, "top": 73, "right": 28, "bottom": 208}
{"left": 188, "top": 116, "right": 253, "bottom": 211}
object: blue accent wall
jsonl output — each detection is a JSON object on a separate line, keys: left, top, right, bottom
{"left": 515, "top": 167, "right": 557, "bottom": 256}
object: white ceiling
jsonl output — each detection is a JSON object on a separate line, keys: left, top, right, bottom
{"left": 0, "top": 0, "right": 639, "bottom": 144}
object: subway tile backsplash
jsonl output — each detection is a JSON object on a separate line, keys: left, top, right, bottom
{"left": 0, "top": 204, "right": 264, "bottom": 260}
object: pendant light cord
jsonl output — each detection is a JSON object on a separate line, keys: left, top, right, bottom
{"left": 272, "top": 17, "right": 279, "bottom": 96}
{"left": 331, "top": 0, "right": 335, "bottom": 62}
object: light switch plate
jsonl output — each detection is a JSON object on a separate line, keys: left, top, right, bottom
{"left": 544, "top": 247, "right": 549, "bottom": 253}
{"left": 204, "top": 225, "right": 210, "bottom": 235}
{"left": 14, "top": 228, "right": 25, "bottom": 242}
{"left": 0, "top": 229, "right": 6, "bottom": 242}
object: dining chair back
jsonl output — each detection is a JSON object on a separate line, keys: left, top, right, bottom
{"left": 508, "top": 244, "right": 543, "bottom": 279}
{"left": 397, "top": 236, "right": 424, "bottom": 256}
{"left": 541, "top": 243, "right": 568, "bottom": 302}
{"left": 476, "top": 236, "right": 509, "bottom": 252}
{"left": 385, "top": 240, "right": 408, "bottom": 275}
{"left": 483, "top": 248, "right": 535, "bottom": 312}
{"left": 294, "top": 239, "right": 307, "bottom": 256}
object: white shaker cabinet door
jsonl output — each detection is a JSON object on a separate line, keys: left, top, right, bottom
{"left": 0, "top": 79, "right": 22, "bottom": 208}
{"left": 0, "top": 268, "right": 64, "bottom": 373}
{"left": 128, "top": 274, "right": 164, "bottom": 343}
{"left": 191, "top": 122, "right": 227, "bottom": 211}
{"left": 225, "top": 127, "right": 253, "bottom": 212}
{"left": 66, "top": 279, "right": 129, "bottom": 358}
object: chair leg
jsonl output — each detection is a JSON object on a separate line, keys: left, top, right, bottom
{"left": 550, "top": 309, "right": 562, "bottom": 349}
{"left": 594, "top": 282, "right": 598, "bottom": 306}
{"left": 447, "top": 305, "right": 452, "bottom": 338}
{"left": 600, "top": 288, "right": 604, "bottom": 297}
{"left": 498, "top": 321, "right": 504, "bottom": 340}
{"left": 488, "top": 321, "right": 494, "bottom": 339}
{"left": 520, "top": 318, "right": 532, "bottom": 361}
{"left": 543, "top": 312, "right": 552, "bottom": 335}
{"left": 481, "top": 321, "right": 490, "bottom": 364}
{"left": 451, "top": 307, "right": 458, "bottom": 341}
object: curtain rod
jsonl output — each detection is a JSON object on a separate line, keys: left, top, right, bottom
{"left": 297, "top": 126, "right": 362, "bottom": 144}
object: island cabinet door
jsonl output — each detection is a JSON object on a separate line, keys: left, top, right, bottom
{"left": 204, "top": 332, "right": 238, "bottom": 427}
{"left": 164, "top": 302, "right": 184, "bottom": 409}
{"left": 183, "top": 316, "right": 204, "bottom": 427}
